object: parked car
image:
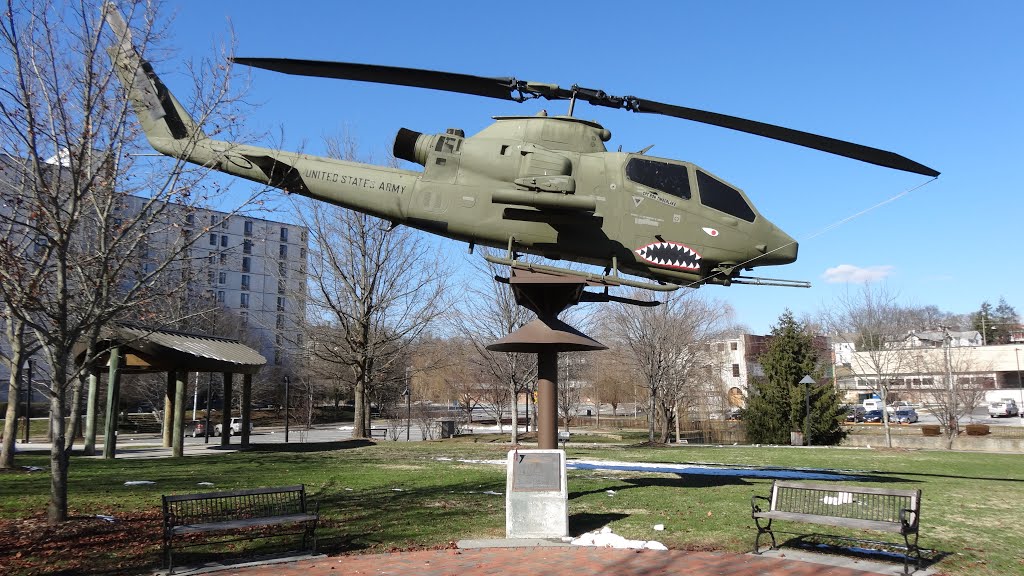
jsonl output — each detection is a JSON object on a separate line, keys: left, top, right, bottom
{"left": 893, "top": 408, "right": 919, "bottom": 424}
{"left": 863, "top": 409, "right": 884, "bottom": 423}
{"left": 989, "top": 399, "right": 1019, "bottom": 418}
{"left": 214, "top": 417, "right": 253, "bottom": 436}
{"left": 188, "top": 420, "right": 207, "bottom": 437}
{"left": 886, "top": 401, "right": 915, "bottom": 413}
{"left": 845, "top": 405, "right": 866, "bottom": 422}
{"left": 862, "top": 399, "right": 884, "bottom": 412}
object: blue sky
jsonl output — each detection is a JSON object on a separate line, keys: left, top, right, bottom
{"left": 154, "top": 1, "right": 1021, "bottom": 334}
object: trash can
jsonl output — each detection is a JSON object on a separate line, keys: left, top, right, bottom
{"left": 438, "top": 420, "right": 456, "bottom": 439}
{"left": 790, "top": 431, "right": 804, "bottom": 446}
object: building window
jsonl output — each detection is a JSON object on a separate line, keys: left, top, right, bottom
{"left": 277, "top": 296, "right": 285, "bottom": 311}
{"left": 301, "top": 229, "right": 308, "bottom": 242}
{"left": 279, "top": 244, "right": 288, "bottom": 258}
{"left": 276, "top": 314, "right": 284, "bottom": 329}
{"left": 210, "top": 214, "right": 217, "bottom": 226}
{"left": 732, "top": 364, "right": 740, "bottom": 378}
{"left": 218, "top": 271, "right": 227, "bottom": 285}
{"left": 244, "top": 220, "right": 253, "bottom": 237}
{"left": 208, "top": 253, "right": 215, "bottom": 265}
{"left": 730, "top": 342, "right": 738, "bottom": 351}
{"left": 219, "top": 253, "right": 227, "bottom": 265}
{"left": 209, "top": 233, "right": 217, "bottom": 246}
{"left": 220, "top": 235, "right": 228, "bottom": 247}
{"left": 220, "top": 217, "right": 229, "bottom": 229}
{"left": 185, "top": 213, "right": 195, "bottom": 225}
{"left": 278, "top": 261, "right": 287, "bottom": 276}
{"left": 239, "top": 311, "right": 248, "bottom": 325}
{"left": 241, "top": 274, "right": 250, "bottom": 291}
{"left": 278, "top": 278, "right": 286, "bottom": 294}
{"left": 280, "top": 227, "right": 288, "bottom": 242}
{"left": 300, "top": 247, "right": 306, "bottom": 259}
{"left": 207, "top": 269, "right": 214, "bottom": 283}
{"left": 216, "top": 290, "right": 224, "bottom": 303}
{"left": 240, "top": 293, "right": 249, "bottom": 309}
{"left": 243, "top": 239, "right": 252, "bottom": 254}
{"left": 242, "top": 257, "right": 251, "bottom": 272}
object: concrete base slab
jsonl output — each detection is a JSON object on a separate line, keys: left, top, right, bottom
{"left": 148, "top": 553, "right": 325, "bottom": 575}
{"left": 457, "top": 538, "right": 572, "bottom": 549}
{"left": 753, "top": 548, "right": 937, "bottom": 576}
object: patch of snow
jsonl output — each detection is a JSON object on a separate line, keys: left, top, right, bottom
{"left": 568, "top": 459, "right": 862, "bottom": 481}
{"left": 123, "top": 481, "right": 155, "bottom": 486}
{"left": 571, "top": 526, "right": 666, "bottom": 550}
{"left": 197, "top": 482, "right": 215, "bottom": 487}
{"left": 96, "top": 515, "right": 115, "bottom": 523}
{"left": 391, "top": 488, "right": 404, "bottom": 492}
{"left": 653, "top": 524, "right": 664, "bottom": 531}
{"left": 481, "top": 490, "right": 503, "bottom": 496}
{"left": 606, "top": 490, "right": 616, "bottom": 496}
{"left": 822, "top": 492, "right": 854, "bottom": 505}
{"left": 22, "top": 466, "right": 44, "bottom": 472}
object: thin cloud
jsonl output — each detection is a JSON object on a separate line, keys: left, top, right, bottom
{"left": 822, "top": 264, "right": 894, "bottom": 284}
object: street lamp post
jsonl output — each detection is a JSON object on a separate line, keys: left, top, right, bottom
{"left": 402, "top": 367, "right": 411, "bottom": 441}
{"left": 204, "top": 373, "right": 212, "bottom": 444}
{"left": 284, "top": 375, "right": 290, "bottom": 443}
{"left": 800, "top": 375, "right": 815, "bottom": 446}
{"left": 1015, "top": 348, "right": 1022, "bottom": 422}
{"left": 22, "top": 358, "right": 33, "bottom": 443}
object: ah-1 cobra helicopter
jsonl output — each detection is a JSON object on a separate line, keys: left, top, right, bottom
{"left": 105, "top": 7, "right": 937, "bottom": 293}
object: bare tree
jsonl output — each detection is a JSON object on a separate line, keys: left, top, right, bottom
{"left": 0, "top": 2, "right": 266, "bottom": 523}
{"left": 907, "top": 334, "right": 991, "bottom": 448}
{"left": 453, "top": 249, "right": 536, "bottom": 442}
{"left": 822, "top": 284, "right": 918, "bottom": 448}
{"left": 298, "top": 135, "right": 449, "bottom": 439}
{"left": 602, "top": 289, "right": 731, "bottom": 443}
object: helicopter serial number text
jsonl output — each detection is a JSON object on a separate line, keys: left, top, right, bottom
{"left": 303, "top": 169, "right": 407, "bottom": 194}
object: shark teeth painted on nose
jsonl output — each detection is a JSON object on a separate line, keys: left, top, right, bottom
{"left": 635, "top": 241, "right": 702, "bottom": 271}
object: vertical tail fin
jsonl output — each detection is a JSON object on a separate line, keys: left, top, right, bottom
{"left": 104, "top": 3, "right": 206, "bottom": 145}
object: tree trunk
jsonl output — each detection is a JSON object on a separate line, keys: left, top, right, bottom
{"left": 647, "top": 386, "right": 656, "bottom": 442}
{"left": 47, "top": 391, "right": 70, "bottom": 524}
{"left": 353, "top": 380, "right": 365, "bottom": 438}
{"left": 1, "top": 365, "right": 21, "bottom": 469}
{"left": 509, "top": 379, "right": 519, "bottom": 445}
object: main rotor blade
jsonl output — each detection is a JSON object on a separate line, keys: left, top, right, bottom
{"left": 629, "top": 97, "right": 939, "bottom": 177}
{"left": 232, "top": 57, "right": 939, "bottom": 177}
{"left": 233, "top": 57, "right": 529, "bottom": 101}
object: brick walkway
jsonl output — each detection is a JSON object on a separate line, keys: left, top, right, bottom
{"left": 216, "top": 548, "right": 896, "bottom": 576}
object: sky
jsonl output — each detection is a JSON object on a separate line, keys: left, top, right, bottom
{"left": 146, "top": 1, "right": 1021, "bottom": 334}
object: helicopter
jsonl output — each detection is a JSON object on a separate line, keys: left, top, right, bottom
{"left": 105, "top": 8, "right": 937, "bottom": 293}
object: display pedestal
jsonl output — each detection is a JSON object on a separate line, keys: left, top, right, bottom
{"left": 506, "top": 449, "right": 567, "bottom": 538}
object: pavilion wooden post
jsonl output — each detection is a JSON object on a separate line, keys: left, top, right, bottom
{"left": 83, "top": 366, "right": 100, "bottom": 456}
{"left": 172, "top": 371, "right": 187, "bottom": 457}
{"left": 221, "top": 372, "right": 233, "bottom": 446}
{"left": 240, "top": 373, "right": 252, "bottom": 448}
{"left": 102, "top": 346, "right": 122, "bottom": 459}
{"left": 162, "top": 371, "right": 175, "bottom": 448}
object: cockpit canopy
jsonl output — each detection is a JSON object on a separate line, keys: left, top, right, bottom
{"left": 624, "top": 156, "right": 756, "bottom": 222}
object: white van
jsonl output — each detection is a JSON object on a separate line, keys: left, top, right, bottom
{"left": 862, "top": 399, "right": 883, "bottom": 411}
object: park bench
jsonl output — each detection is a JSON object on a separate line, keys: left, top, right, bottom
{"left": 751, "top": 480, "right": 922, "bottom": 574}
{"left": 368, "top": 427, "right": 387, "bottom": 438}
{"left": 162, "top": 484, "right": 318, "bottom": 574}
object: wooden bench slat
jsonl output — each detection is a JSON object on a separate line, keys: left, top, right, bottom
{"left": 754, "top": 511, "right": 904, "bottom": 533}
{"left": 171, "top": 513, "right": 319, "bottom": 535}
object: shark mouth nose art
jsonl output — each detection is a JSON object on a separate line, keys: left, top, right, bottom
{"left": 635, "top": 241, "right": 702, "bottom": 271}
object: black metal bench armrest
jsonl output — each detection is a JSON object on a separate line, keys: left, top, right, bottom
{"left": 898, "top": 507, "right": 918, "bottom": 532}
{"left": 751, "top": 494, "right": 770, "bottom": 515}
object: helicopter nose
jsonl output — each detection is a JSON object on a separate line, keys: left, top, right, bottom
{"left": 757, "top": 228, "right": 798, "bottom": 266}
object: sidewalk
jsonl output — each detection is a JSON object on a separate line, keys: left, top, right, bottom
{"left": 159, "top": 546, "right": 919, "bottom": 576}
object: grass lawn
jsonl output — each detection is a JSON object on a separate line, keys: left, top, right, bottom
{"left": 0, "top": 440, "right": 1021, "bottom": 575}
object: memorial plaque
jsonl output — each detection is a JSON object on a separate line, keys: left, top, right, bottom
{"left": 511, "top": 452, "right": 561, "bottom": 492}
{"left": 506, "top": 449, "right": 567, "bottom": 538}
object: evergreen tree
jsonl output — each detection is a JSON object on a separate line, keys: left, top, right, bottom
{"left": 745, "top": 310, "right": 846, "bottom": 445}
